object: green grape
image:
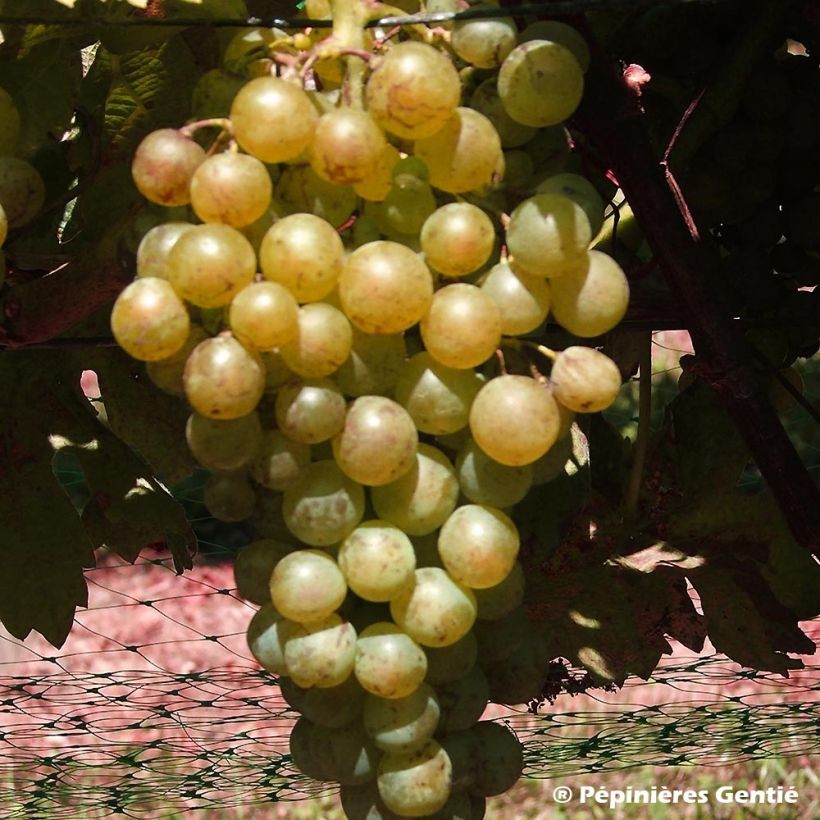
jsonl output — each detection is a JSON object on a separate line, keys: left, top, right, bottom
{"left": 0, "top": 158, "right": 45, "bottom": 233}
{"left": 274, "top": 378, "right": 346, "bottom": 444}
{"left": 258, "top": 350, "right": 291, "bottom": 392}
{"left": 438, "top": 504, "right": 519, "bottom": 590}
{"left": 110, "top": 277, "right": 190, "bottom": 362}
{"left": 374, "top": 174, "right": 437, "bottom": 237}
{"left": 284, "top": 613, "right": 357, "bottom": 687}
{"left": 282, "top": 459, "right": 365, "bottom": 546}
{"left": 469, "top": 78, "right": 537, "bottom": 148}
{"left": 391, "top": 156, "right": 430, "bottom": 183}
{"left": 167, "top": 223, "right": 256, "bottom": 308}
{"left": 340, "top": 782, "right": 404, "bottom": 820}
{"left": 339, "top": 241, "right": 434, "bottom": 334}
{"left": 250, "top": 429, "right": 310, "bottom": 491}
{"left": 393, "top": 352, "right": 484, "bottom": 436}
{"left": 437, "top": 664, "right": 490, "bottom": 733}
{"left": 549, "top": 250, "right": 629, "bottom": 337}
{"left": 281, "top": 674, "right": 366, "bottom": 729}
{"left": 424, "top": 631, "right": 478, "bottom": 687}
{"left": 228, "top": 281, "right": 300, "bottom": 351}
{"left": 451, "top": 10, "right": 517, "bottom": 69}
{"left": 183, "top": 334, "right": 265, "bottom": 419}
{"left": 469, "top": 375, "right": 560, "bottom": 466}
{"left": 277, "top": 164, "right": 357, "bottom": 227}
{"left": 312, "top": 722, "right": 382, "bottom": 786}
{"left": 204, "top": 471, "right": 256, "bottom": 522}
{"left": 506, "top": 193, "right": 591, "bottom": 278}
{"left": 365, "top": 41, "right": 461, "bottom": 139}
{"left": 252, "top": 487, "right": 293, "bottom": 541}
{"left": 333, "top": 396, "right": 418, "bottom": 487}
{"left": 189, "top": 152, "right": 272, "bottom": 228}
{"left": 420, "top": 284, "right": 502, "bottom": 370}
{"left": 470, "top": 721, "right": 523, "bottom": 796}
{"left": 473, "top": 561, "right": 524, "bottom": 620}
{"left": 371, "top": 444, "right": 459, "bottom": 537}
{"left": 259, "top": 212, "right": 344, "bottom": 302}
{"left": 550, "top": 346, "right": 621, "bottom": 412}
{"left": 290, "top": 716, "right": 333, "bottom": 781}
{"left": 456, "top": 440, "right": 533, "bottom": 508}
{"left": 230, "top": 76, "right": 318, "bottom": 163}
{"left": 234, "top": 538, "right": 295, "bottom": 604}
{"left": 377, "top": 740, "right": 452, "bottom": 817}
{"left": 310, "top": 108, "right": 387, "bottom": 185}
{"left": 185, "top": 410, "right": 262, "bottom": 472}
{"left": 363, "top": 682, "right": 440, "bottom": 754}
{"left": 355, "top": 622, "right": 428, "bottom": 699}
{"left": 390, "top": 567, "right": 477, "bottom": 648}
{"left": 420, "top": 203, "right": 496, "bottom": 278}
{"left": 354, "top": 143, "right": 401, "bottom": 202}
{"left": 0, "top": 87, "right": 20, "bottom": 155}
{"left": 479, "top": 261, "right": 551, "bottom": 336}
{"left": 279, "top": 302, "right": 353, "bottom": 378}
{"left": 131, "top": 129, "right": 205, "bottom": 207}
{"left": 536, "top": 172, "right": 605, "bottom": 238}
{"left": 335, "top": 329, "right": 406, "bottom": 397}
{"left": 136, "top": 222, "right": 195, "bottom": 279}
{"left": 519, "top": 20, "right": 590, "bottom": 71}
{"left": 415, "top": 108, "right": 503, "bottom": 194}
{"left": 146, "top": 325, "right": 209, "bottom": 397}
{"left": 498, "top": 40, "right": 584, "bottom": 127}
{"left": 338, "top": 520, "right": 416, "bottom": 603}
{"left": 246, "top": 602, "right": 290, "bottom": 674}
{"left": 191, "top": 68, "right": 245, "bottom": 119}
{"left": 269, "top": 548, "right": 347, "bottom": 623}
{"left": 473, "top": 606, "right": 526, "bottom": 663}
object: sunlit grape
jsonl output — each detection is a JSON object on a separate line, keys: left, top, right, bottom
{"left": 279, "top": 302, "right": 353, "bottom": 378}
{"left": 110, "top": 277, "right": 190, "bottom": 362}
{"left": 284, "top": 613, "right": 356, "bottom": 687}
{"left": 469, "top": 375, "right": 560, "bottom": 466}
{"left": 310, "top": 108, "right": 387, "bottom": 184}
{"left": 355, "top": 622, "right": 428, "bottom": 699}
{"left": 420, "top": 203, "right": 496, "bottom": 278}
{"left": 480, "top": 260, "right": 551, "bottom": 336}
{"left": 353, "top": 143, "right": 401, "bottom": 202}
{"left": 536, "top": 172, "right": 605, "bottom": 237}
{"left": 451, "top": 10, "right": 517, "bottom": 68}
{"left": 190, "top": 152, "right": 272, "bottom": 227}
{"left": 136, "top": 222, "right": 195, "bottom": 279}
{"left": 377, "top": 740, "right": 452, "bottom": 817}
{"left": 270, "top": 548, "right": 347, "bottom": 623}
{"left": 549, "top": 346, "right": 622, "bottom": 412}
{"left": 228, "top": 281, "right": 300, "bottom": 351}
{"left": 131, "top": 129, "right": 205, "bottom": 206}
{"left": 274, "top": 378, "right": 346, "bottom": 444}
{"left": 247, "top": 602, "right": 290, "bottom": 674}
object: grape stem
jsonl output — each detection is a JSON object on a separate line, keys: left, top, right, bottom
{"left": 575, "top": 15, "right": 820, "bottom": 557}
{"left": 330, "top": 0, "right": 369, "bottom": 108}
{"left": 179, "top": 118, "right": 232, "bottom": 138}
{"left": 624, "top": 332, "right": 652, "bottom": 518}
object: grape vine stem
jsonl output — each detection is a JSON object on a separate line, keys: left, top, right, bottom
{"left": 624, "top": 331, "right": 652, "bottom": 518}
{"left": 576, "top": 16, "right": 820, "bottom": 556}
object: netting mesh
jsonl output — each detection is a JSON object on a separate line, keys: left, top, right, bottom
{"left": 1, "top": 547, "right": 817, "bottom": 818}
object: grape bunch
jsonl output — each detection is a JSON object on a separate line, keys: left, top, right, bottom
{"left": 0, "top": 86, "right": 48, "bottom": 282}
{"left": 114, "top": 6, "right": 630, "bottom": 817}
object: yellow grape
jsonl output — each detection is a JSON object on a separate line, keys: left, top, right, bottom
{"left": 183, "top": 333, "right": 265, "bottom": 419}
{"left": 362, "top": 682, "right": 440, "bottom": 754}
{"left": 228, "top": 281, "right": 299, "bottom": 351}
{"left": 247, "top": 602, "right": 290, "bottom": 675}
{"left": 167, "top": 223, "right": 256, "bottom": 309}
{"left": 479, "top": 260, "right": 551, "bottom": 336}
{"left": 469, "top": 375, "right": 560, "bottom": 466}
{"left": 520, "top": 20, "right": 590, "bottom": 71}
{"left": 549, "top": 346, "right": 622, "bottom": 412}
{"left": 230, "top": 77, "right": 319, "bottom": 163}
{"left": 420, "top": 284, "right": 502, "bottom": 370}
{"left": 284, "top": 614, "right": 357, "bottom": 688}
{"left": 353, "top": 143, "right": 401, "bottom": 201}
{"left": 270, "top": 548, "right": 347, "bottom": 623}
{"left": 365, "top": 41, "right": 461, "bottom": 140}
{"left": 451, "top": 11, "right": 517, "bottom": 69}
{"left": 279, "top": 302, "right": 353, "bottom": 378}
{"left": 420, "top": 203, "right": 496, "bottom": 278}
{"left": 415, "top": 108, "right": 503, "bottom": 193}
{"left": 136, "top": 222, "right": 195, "bottom": 279}
{"left": 339, "top": 240, "right": 434, "bottom": 334}
{"left": 355, "top": 622, "right": 428, "bottom": 699}
{"left": 131, "top": 129, "right": 205, "bottom": 206}
{"left": 259, "top": 213, "right": 344, "bottom": 303}
{"left": 110, "top": 277, "right": 190, "bottom": 362}
{"left": 536, "top": 172, "right": 605, "bottom": 237}
{"left": 332, "top": 396, "right": 418, "bottom": 487}
{"left": 377, "top": 740, "right": 452, "bottom": 817}
{"left": 274, "top": 378, "right": 347, "bottom": 444}
{"left": 310, "top": 108, "right": 388, "bottom": 185}
{"left": 189, "top": 152, "right": 273, "bottom": 227}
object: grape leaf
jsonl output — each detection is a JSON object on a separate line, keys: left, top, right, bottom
{"left": 86, "top": 347, "right": 196, "bottom": 486}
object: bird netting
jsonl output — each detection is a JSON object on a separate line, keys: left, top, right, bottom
{"left": 1, "top": 543, "right": 817, "bottom": 818}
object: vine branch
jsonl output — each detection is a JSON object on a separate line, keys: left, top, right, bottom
{"left": 576, "top": 17, "right": 820, "bottom": 557}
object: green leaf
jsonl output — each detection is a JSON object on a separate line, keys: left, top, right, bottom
{"left": 87, "top": 347, "right": 196, "bottom": 487}
{"left": 0, "top": 352, "right": 94, "bottom": 647}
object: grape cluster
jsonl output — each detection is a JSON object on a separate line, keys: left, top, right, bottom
{"left": 114, "top": 8, "right": 629, "bottom": 818}
{"left": 0, "top": 87, "right": 47, "bottom": 282}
